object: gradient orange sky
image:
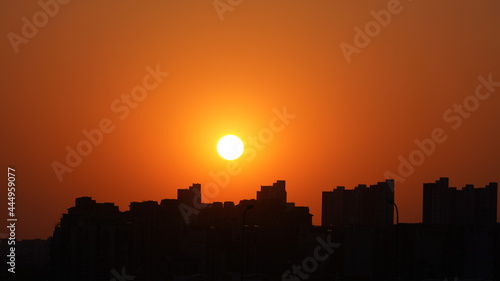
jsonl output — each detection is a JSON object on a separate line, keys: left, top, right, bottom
{"left": 1, "top": 0, "right": 500, "bottom": 239}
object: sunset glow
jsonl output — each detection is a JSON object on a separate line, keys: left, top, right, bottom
{"left": 2, "top": 1, "right": 500, "bottom": 279}
{"left": 1, "top": 0, "right": 499, "bottom": 242}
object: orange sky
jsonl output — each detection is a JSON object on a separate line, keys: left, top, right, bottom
{"left": 1, "top": 0, "right": 500, "bottom": 239}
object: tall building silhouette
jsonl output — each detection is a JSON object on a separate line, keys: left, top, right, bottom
{"left": 49, "top": 181, "right": 313, "bottom": 280}
{"left": 50, "top": 197, "right": 128, "bottom": 281}
{"left": 44, "top": 178, "right": 500, "bottom": 280}
{"left": 177, "top": 183, "right": 201, "bottom": 207}
{"left": 256, "top": 180, "right": 286, "bottom": 204}
{"left": 322, "top": 179, "right": 394, "bottom": 227}
{"left": 423, "top": 177, "right": 498, "bottom": 225}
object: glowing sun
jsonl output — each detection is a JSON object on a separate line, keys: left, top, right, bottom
{"left": 217, "top": 135, "right": 244, "bottom": 160}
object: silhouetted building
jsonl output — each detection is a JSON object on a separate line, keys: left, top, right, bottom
{"left": 178, "top": 183, "right": 201, "bottom": 207}
{"left": 0, "top": 238, "right": 50, "bottom": 281}
{"left": 256, "top": 180, "right": 287, "bottom": 205}
{"left": 50, "top": 181, "right": 313, "bottom": 281}
{"left": 423, "top": 177, "right": 498, "bottom": 225}
{"left": 50, "top": 197, "right": 128, "bottom": 281}
{"left": 322, "top": 179, "right": 394, "bottom": 227}
{"left": 328, "top": 223, "right": 500, "bottom": 280}
{"left": 47, "top": 178, "right": 499, "bottom": 281}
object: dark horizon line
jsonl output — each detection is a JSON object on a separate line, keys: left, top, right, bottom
{"left": 10, "top": 176, "right": 500, "bottom": 241}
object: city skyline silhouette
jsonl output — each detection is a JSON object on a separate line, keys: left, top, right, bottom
{"left": 2, "top": 1, "right": 500, "bottom": 280}
{"left": 3, "top": 1, "right": 500, "bottom": 243}
{"left": 1, "top": 178, "right": 498, "bottom": 280}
